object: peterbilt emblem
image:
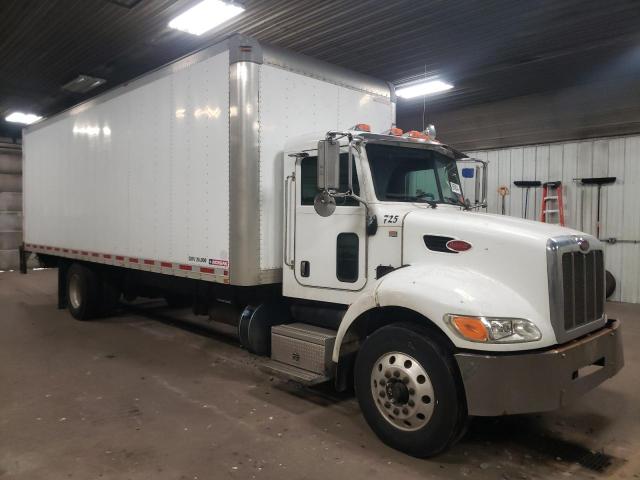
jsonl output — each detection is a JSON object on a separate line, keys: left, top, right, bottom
{"left": 578, "top": 239, "right": 589, "bottom": 252}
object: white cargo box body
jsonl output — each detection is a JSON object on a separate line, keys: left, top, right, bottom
{"left": 23, "top": 35, "right": 394, "bottom": 286}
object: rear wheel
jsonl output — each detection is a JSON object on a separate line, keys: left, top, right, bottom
{"left": 66, "top": 263, "right": 101, "bottom": 320}
{"left": 605, "top": 270, "right": 616, "bottom": 299}
{"left": 354, "top": 322, "right": 467, "bottom": 457}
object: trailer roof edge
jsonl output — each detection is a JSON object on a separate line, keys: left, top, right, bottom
{"left": 24, "top": 33, "right": 393, "bottom": 135}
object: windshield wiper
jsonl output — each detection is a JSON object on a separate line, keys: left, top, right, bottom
{"left": 442, "top": 196, "right": 467, "bottom": 209}
{"left": 385, "top": 193, "right": 438, "bottom": 208}
{"left": 414, "top": 193, "right": 438, "bottom": 208}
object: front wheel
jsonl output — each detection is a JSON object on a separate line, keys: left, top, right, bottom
{"left": 354, "top": 322, "right": 468, "bottom": 457}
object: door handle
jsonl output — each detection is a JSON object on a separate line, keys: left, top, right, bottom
{"left": 300, "top": 261, "right": 310, "bottom": 277}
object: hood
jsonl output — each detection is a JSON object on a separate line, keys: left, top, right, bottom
{"left": 400, "top": 208, "right": 597, "bottom": 323}
{"left": 404, "top": 207, "right": 584, "bottom": 248}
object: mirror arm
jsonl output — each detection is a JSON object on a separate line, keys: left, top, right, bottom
{"left": 347, "top": 138, "right": 363, "bottom": 193}
{"left": 348, "top": 141, "right": 353, "bottom": 193}
{"left": 325, "top": 131, "right": 353, "bottom": 142}
{"left": 458, "top": 157, "right": 489, "bottom": 209}
{"left": 350, "top": 193, "right": 377, "bottom": 237}
{"left": 344, "top": 192, "right": 368, "bottom": 209}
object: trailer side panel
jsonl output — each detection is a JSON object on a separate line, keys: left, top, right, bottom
{"left": 24, "top": 50, "right": 230, "bottom": 280}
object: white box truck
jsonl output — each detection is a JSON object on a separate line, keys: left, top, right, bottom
{"left": 21, "top": 34, "right": 623, "bottom": 457}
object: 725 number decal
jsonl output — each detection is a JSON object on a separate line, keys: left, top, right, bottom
{"left": 383, "top": 214, "right": 399, "bottom": 224}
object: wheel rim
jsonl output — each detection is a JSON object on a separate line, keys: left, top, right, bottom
{"left": 68, "top": 273, "right": 82, "bottom": 310}
{"left": 370, "top": 352, "right": 435, "bottom": 431}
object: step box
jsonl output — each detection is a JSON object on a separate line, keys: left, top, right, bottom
{"left": 271, "top": 323, "right": 337, "bottom": 377}
{"left": 260, "top": 360, "right": 330, "bottom": 386}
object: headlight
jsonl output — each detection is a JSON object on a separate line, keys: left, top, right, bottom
{"left": 444, "top": 314, "right": 542, "bottom": 343}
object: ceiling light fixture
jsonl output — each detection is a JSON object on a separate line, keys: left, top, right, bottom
{"left": 5, "top": 112, "right": 43, "bottom": 125}
{"left": 62, "top": 75, "right": 106, "bottom": 94}
{"left": 168, "top": 0, "right": 244, "bottom": 36}
{"left": 396, "top": 80, "right": 454, "bottom": 99}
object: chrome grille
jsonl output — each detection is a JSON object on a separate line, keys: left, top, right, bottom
{"left": 547, "top": 236, "right": 606, "bottom": 343}
{"left": 561, "top": 250, "right": 604, "bottom": 331}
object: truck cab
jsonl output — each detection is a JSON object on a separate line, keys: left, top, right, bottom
{"left": 270, "top": 124, "right": 623, "bottom": 457}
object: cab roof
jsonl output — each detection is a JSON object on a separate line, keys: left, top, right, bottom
{"left": 284, "top": 130, "right": 468, "bottom": 159}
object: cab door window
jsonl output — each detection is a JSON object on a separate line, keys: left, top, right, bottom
{"left": 300, "top": 154, "right": 360, "bottom": 206}
{"left": 336, "top": 232, "right": 359, "bottom": 282}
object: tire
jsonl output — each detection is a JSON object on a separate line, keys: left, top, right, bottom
{"left": 605, "top": 270, "right": 616, "bottom": 299}
{"left": 66, "top": 263, "right": 101, "bottom": 320}
{"left": 354, "top": 322, "right": 468, "bottom": 458}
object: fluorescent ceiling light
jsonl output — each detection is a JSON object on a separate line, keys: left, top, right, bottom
{"left": 62, "top": 74, "right": 106, "bottom": 94}
{"left": 5, "top": 112, "right": 42, "bottom": 125}
{"left": 168, "top": 0, "right": 244, "bottom": 36}
{"left": 396, "top": 80, "right": 453, "bottom": 99}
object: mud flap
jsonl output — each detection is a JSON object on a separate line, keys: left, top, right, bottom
{"left": 18, "top": 244, "right": 27, "bottom": 274}
{"left": 57, "top": 261, "right": 69, "bottom": 309}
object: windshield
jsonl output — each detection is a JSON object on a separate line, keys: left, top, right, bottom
{"left": 366, "top": 143, "right": 464, "bottom": 205}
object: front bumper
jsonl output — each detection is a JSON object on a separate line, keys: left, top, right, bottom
{"left": 455, "top": 319, "right": 623, "bottom": 416}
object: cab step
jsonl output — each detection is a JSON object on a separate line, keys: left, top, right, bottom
{"left": 261, "top": 360, "right": 330, "bottom": 386}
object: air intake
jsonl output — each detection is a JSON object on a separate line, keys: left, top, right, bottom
{"left": 424, "top": 235, "right": 455, "bottom": 253}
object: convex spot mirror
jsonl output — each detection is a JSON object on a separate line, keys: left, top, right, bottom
{"left": 313, "top": 190, "right": 337, "bottom": 217}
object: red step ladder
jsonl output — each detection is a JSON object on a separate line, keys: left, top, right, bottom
{"left": 540, "top": 181, "right": 565, "bottom": 226}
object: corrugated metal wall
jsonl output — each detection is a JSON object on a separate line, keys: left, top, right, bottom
{"left": 464, "top": 134, "right": 640, "bottom": 303}
{"left": 0, "top": 146, "right": 22, "bottom": 270}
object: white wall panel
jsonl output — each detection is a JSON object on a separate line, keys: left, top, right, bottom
{"left": 606, "top": 138, "right": 626, "bottom": 301}
{"left": 509, "top": 148, "right": 524, "bottom": 218}
{"left": 561, "top": 143, "right": 578, "bottom": 228}
{"left": 466, "top": 133, "right": 640, "bottom": 303}
{"left": 497, "top": 149, "right": 511, "bottom": 215}
{"left": 521, "top": 147, "right": 536, "bottom": 219}
{"left": 621, "top": 137, "right": 640, "bottom": 302}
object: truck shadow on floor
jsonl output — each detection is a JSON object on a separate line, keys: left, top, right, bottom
{"left": 461, "top": 415, "right": 621, "bottom": 474}
{"left": 116, "top": 300, "right": 241, "bottom": 348}
{"left": 117, "top": 301, "right": 624, "bottom": 474}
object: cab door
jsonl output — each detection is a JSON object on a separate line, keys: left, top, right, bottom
{"left": 292, "top": 152, "right": 367, "bottom": 291}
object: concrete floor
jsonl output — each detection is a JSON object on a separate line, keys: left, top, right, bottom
{"left": 1, "top": 269, "right": 639, "bottom": 480}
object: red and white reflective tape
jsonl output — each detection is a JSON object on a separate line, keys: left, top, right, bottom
{"left": 23, "top": 243, "right": 230, "bottom": 284}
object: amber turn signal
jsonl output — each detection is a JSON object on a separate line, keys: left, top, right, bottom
{"left": 406, "top": 130, "right": 428, "bottom": 139}
{"left": 353, "top": 123, "right": 371, "bottom": 132}
{"left": 449, "top": 315, "right": 489, "bottom": 342}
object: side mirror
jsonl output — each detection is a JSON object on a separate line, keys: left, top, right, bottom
{"left": 317, "top": 139, "right": 340, "bottom": 191}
